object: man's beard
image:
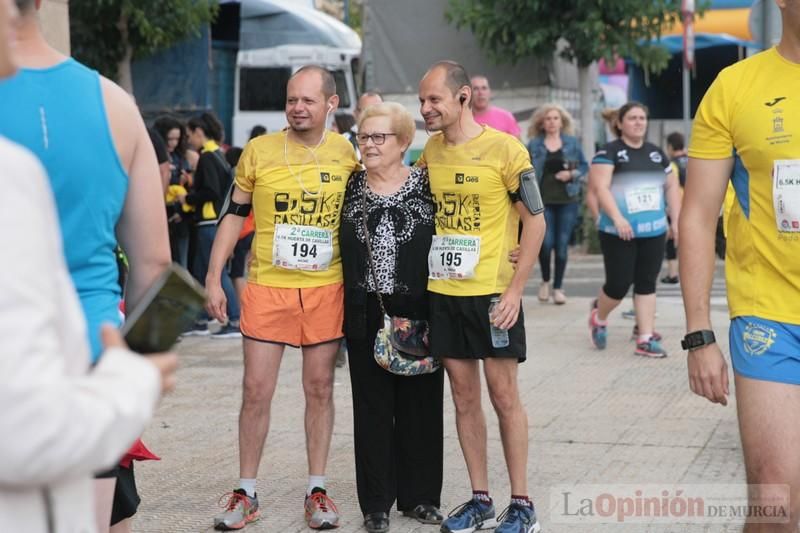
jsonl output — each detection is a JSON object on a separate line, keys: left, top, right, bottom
{"left": 424, "top": 117, "right": 443, "bottom": 132}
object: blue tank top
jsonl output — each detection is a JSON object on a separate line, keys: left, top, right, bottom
{"left": 0, "top": 59, "right": 128, "bottom": 361}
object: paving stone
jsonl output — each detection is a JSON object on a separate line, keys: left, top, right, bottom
{"left": 131, "top": 254, "right": 742, "bottom": 532}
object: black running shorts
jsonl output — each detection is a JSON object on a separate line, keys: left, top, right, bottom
{"left": 429, "top": 293, "right": 527, "bottom": 362}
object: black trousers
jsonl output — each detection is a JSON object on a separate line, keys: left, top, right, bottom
{"left": 346, "top": 293, "right": 444, "bottom": 516}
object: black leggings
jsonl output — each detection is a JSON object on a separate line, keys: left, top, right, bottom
{"left": 599, "top": 232, "right": 666, "bottom": 300}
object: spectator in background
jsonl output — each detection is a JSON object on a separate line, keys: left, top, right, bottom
{"left": 356, "top": 91, "right": 384, "bottom": 123}
{"left": 249, "top": 124, "right": 267, "bottom": 140}
{"left": 147, "top": 127, "right": 170, "bottom": 191}
{"left": 0, "top": 1, "right": 174, "bottom": 531}
{"left": 334, "top": 111, "right": 356, "bottom": 144}
{"left": 527, "top": 103, "right": 588, "bottom": 305}
{"left": 470, "top": 75, "right": 521, "bottom": 138}
{"left": 666, "top": 132, "right": 688, "bottom": 187}
{"left": 586, "top": 108, "right": 621, "bottom": 224}
{"left": 181, "top": 112, "right": 241, "bottom": 338}
{"left": 661, "top": 131, "right": 688, "bottom": 285}
{"left": 225, "top": 146, "right": 253, "bottom": 301}
{"left": 349, "top": 91, "right": 384, "bottom": 159}
{"left": 154, "top": 115, "right": 197, "bottom": 268}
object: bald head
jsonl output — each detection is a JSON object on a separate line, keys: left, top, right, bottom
{"left": 355, "top": 91, "right": 383, "bottom": 122}
{"left": 425, "top": 60, "right": 471, "bottom": 98}
{"left": 290, "top": 65, "right": 336, "bottom": 99}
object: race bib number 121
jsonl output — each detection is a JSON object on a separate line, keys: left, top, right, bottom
{"left": 624, "top": 185, "right": 662, "bottom": 214}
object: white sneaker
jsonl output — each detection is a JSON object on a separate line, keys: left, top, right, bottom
{"left": 538, "top": 282, "right": 551, "bottom": 302}
{"left": 207, "top": 319, "right": 225, "bottom": 334}
{"left": 553, "top": 289, "right": 567, "bottom": 305}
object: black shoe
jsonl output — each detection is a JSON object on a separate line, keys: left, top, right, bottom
{"left": 363, "top": 512, "right": 389, "bottom": 533}
{"left": 401, "top": 503, "right": 443, "bottom": 524}
{"left": 660, "top": 275, "right": 679, "bottom": 284}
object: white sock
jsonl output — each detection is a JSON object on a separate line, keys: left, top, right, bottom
{"left": 638, "top": 334, "right": 653, "bottom": 344}
{"left": 592, "top": 309, "right": 608, "bottom": 326}
{"left": 239, "top": 478, "right": 257, "bottom": 498}
{"left": 307, "top": 475, "right": 326, "bottom": 495}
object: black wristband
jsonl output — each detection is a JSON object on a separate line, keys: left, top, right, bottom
{"left": 681, "top": 330, "right": 716, "bottom": 351}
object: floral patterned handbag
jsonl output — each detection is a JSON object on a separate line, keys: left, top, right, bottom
{"left": 362, "top": 182, "right": 440, "bottom": 376}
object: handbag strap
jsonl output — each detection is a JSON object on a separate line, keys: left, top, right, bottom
{"left": 361, "top": 177, "right": 389, "bottom": 317}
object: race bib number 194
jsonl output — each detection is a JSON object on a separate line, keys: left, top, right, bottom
{"left": 428, "top": 235, "right": 481, "bottom": 280}
{"left": 272, "top": 224, "right": 333, "bottom": 271}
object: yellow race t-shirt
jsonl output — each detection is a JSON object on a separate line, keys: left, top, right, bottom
{"left": 235, "top": 130, "right": 360, "bottom": 288}
{"left": 690, "top": 47, "right": 800, "bottom": 324}
{"left": 420, "top": 126, "right": 531, "bottom": 296}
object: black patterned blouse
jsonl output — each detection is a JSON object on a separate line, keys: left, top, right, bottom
{"left": 339, "top": 167, "right": 435, "bottom": 338}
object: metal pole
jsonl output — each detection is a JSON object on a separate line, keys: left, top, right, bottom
{"left": 344, "top": 0, "right": 350, "bottom": 26}
{"left": 682, "top": 63, "right": 690, "bottom": 138}
{"left": 681, "top": 0, "right": 695, "bottom": 139}
{"left": 762, "top": 0, "right": 771, "bottom": 50}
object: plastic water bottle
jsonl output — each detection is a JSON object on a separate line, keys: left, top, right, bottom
{"left": 489, "top": 297, "right": 509, "bottom": 348}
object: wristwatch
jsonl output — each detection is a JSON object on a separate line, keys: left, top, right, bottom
{"left": 681, "top": 330, "right": 716, "bottom": 351}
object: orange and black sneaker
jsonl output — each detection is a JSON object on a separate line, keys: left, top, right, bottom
{"left": 214, "top": 489, "right": 260, "bottom": 530}
{"left": 304, "top": 487, "right": 340, "bottom": 529}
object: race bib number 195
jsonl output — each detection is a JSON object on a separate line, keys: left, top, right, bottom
{"left": 428, "top": 235, "right": 481, "bottom": 280}
{"left": 272, "top": 224, "right": 333, "bottom": 271}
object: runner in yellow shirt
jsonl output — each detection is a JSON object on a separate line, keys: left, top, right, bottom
{"left": 418, "top": 61, "right": 545, "bottom": 533}
{"left": 204, "top": 65, "right": 359, "bottom": 531}
{"left": 680, "top": 1, "right": 800, "bottom": 523}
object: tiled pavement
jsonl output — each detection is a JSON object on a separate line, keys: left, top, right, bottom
{"left": 133, "top": 254, "right": 744, "bottom": 532}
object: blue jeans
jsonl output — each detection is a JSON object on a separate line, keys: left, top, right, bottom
{"left": 194, "top": 224, "right": 240, "bottom": 321}
{"left": 539, "top": 202, "right": 579, "bottom": 289}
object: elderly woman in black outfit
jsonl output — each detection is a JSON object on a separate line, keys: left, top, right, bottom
{"left": 340, "top": 102, "right": 444, "bottom": 533}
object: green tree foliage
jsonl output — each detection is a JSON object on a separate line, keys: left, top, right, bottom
{"left": 446, "top": 0, "right": 708, "bottom": 72}
{"left": 70, "top": 0, "right": 219, "bottom": 89}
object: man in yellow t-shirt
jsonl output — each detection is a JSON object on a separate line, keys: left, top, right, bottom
{"left": 204, "top": 66, "right": 359, "bottom": 531}
{"left": 680, "top": 1, "right": 800, "bottom": 521}
{"left": 418, "top": 61, "right": 545, "bottom": 533}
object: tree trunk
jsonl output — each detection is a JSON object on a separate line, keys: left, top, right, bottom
{"left": 578, "top": 62, "right": 597, "bottom": 158}
{"left": 116, "top": 12, "right": 134, "bottom": 94}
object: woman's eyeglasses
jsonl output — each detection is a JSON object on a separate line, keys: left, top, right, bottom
{"left": 355, "top": 132, "right": 397, "bottom": 145}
